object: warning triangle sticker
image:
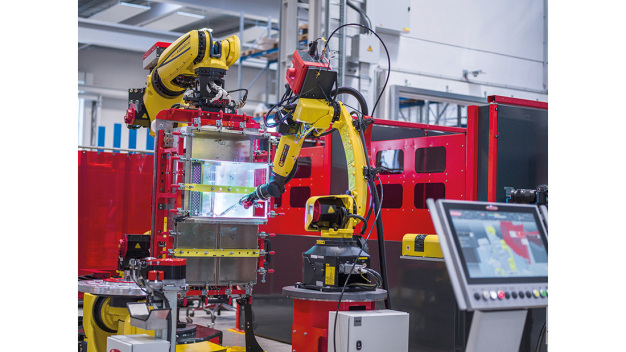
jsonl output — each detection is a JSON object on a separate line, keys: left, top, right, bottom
{"left": 135, "top": 243, "right": 141, "bottom": 249}
{"left": 367, "top": 45, "right": 373, "bottom": 52}
{"left": 328, "top": 206, "right": 335, "bottom": 214}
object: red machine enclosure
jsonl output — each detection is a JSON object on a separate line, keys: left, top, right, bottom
{"left": 286, "top": 50, "right": 331, "bottom": 94}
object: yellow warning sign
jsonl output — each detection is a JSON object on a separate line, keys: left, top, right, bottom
{"left": 367, "top": 45, "right": 373, "bottom": 52}
{"left": 325, "top": 263, "right": 336, "bottom": 286}
{"left": 328, "top": 206, "right": 335, "bottom": 214}
{"left": 135, "top": 243, "right": 141, "bottom": 249}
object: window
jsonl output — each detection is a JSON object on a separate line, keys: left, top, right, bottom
{"left": 414, "top": 183, "right": 446, "bottom": 209}
{"left": 415, "top": 147, "right": 446, "bottom": 173}
{"left": 376, "top": 150, "right": 404, "bottom": 174}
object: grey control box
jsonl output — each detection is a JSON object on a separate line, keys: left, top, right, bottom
{"left": 328, "top": 310, "right": 409, "bottom": 352}
{"left": 107, "top": 334, "right": 169, "bottom": 352}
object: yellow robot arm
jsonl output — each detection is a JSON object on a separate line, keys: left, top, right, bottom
{"left": 127, "top": 29, "right": 241, "bottom": 133}
{"left": 243, "top": 98, "right": 369, "bottom": 238}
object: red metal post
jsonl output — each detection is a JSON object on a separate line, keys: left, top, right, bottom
{"left": 487, "top": 104, "right": 499, "bottom": 202}
{"left": 291, "top": 299, "right": 376, "bottom": 352}
{"left": 466, "top": 105, "right": 479, "bottom": 201}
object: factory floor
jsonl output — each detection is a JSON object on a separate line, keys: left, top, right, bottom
{"left": 78, "top": 303, "right": 292, "bottom": 352}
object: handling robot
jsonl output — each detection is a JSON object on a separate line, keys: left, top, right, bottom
{"left": 81, "top": 29, "right": 267, "bottom": 352}
{"left": 124, "top": 29, "right": 244, "bottom": 133}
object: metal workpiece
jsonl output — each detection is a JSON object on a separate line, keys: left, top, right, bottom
{"left": 78, "top": 279, "right": 147, "bottom": 297}
{"left": 283, "top": 286, "right": 387, "bottom": 302}
{"left": 174, "top": 223, "right": 261, "bottom": 285}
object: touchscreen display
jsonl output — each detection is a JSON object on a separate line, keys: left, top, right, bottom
{"left": 447, "top": 207, "right": 548, "bottom": 281}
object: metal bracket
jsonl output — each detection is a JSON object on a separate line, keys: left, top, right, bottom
{"left": 179, "top": 183, "right": 256, "bottom": 194}
{"left": 172, "top": 249, "right": 261, "bottom": 257}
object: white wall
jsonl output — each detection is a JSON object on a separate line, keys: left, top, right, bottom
{"left": 354, "top": 0, "right": 547, "bottom": 119}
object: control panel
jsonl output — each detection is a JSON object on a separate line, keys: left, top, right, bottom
{"left": 427, "top": 199, "right": 548, "bottom": 311}
{"left": 467, "top": 284, "right": 548, "bottom": 310}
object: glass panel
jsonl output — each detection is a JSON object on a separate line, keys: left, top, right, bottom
{"left": 376, "top": 150, "right": 404, "bottom": 174}
{"left": 187, "top": 159, "right": 269, "bottom": 219}
{"left": 414, "top": 183, "right": 446, "bottom": 209}
{"left": 415, "top": 146, "right": 446, "bottom": 173}
{"left": 289, "top": 186, "right": 311, "bottom": 208}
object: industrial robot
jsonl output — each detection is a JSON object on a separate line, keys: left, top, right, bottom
{"left": 81, "top": 29, "right": 262, "bottom": 352}
{"left": 241, "top": 39, "right": 387, "bottom": 295}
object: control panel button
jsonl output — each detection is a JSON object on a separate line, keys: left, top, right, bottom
{"left": 519, "top": 291, "right": 525, "bottom": 298}
{"left": 482, "top": 291, "right": 490, "bottom": 300}
{"left": 497, "top": 291, "right": 505, "bottom": 300}
{"left": 541, "top": 289, "right": 547, "bottom": 298}
{"left": 490, "top": 291, "right": 498, "bottom": 300}
{"left": 511, "top": 291, "right": 518, "bottom": 299}
{"left": 533, "top": 290, "right": 540, "bottom": 298}
{"left": 526, "top": 291, "right": 532, "bottom": 298}
{"left": 474, "top": 293, "right": 481, "bottom": 300}
{"left": 505, "top": 292, "right": 510, "bottom": 299}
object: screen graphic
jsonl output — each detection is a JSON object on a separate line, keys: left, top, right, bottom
{"left": 448, "top": 209, "right": 548, "bottom": 280}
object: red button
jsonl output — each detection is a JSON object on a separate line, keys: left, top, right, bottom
{"left": 498, "top": 291, "right": 505, "bottom": 299}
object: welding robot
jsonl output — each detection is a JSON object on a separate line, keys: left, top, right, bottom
{"left": 240, "top": 39, "right": 389, "bottom": 298}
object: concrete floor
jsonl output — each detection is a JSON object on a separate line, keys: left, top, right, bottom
{"left": 79, "top": 303, "right": 292, "bottom": 352}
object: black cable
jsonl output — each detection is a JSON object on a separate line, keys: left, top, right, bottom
{"left": 346, "top": 1, "right": 372, "bottom": 31}
{"left": 332, "top": 174, "right": 383, "bottom": 352}
{"left": 329, "top": 86, "right": 391, "bottom": 308}
{"left": 322, "top": 23, "right": 391, "bottom": 117}
{"left": 264, "top": 90, "right": 299, "bottom": 128}
{"left": 346, "top": 213, "right": 368, "bottom": 231}
{"left": 331, "top": 86, "right": 369, "bottom": 116}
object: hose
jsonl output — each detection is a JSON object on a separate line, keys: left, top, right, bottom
{"left": 332, "top": 86, "right": 391, "bottom": 309}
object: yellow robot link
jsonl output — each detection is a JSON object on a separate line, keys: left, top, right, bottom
{"left": 128, "top": 29, "right": 241, "bottom": 133}
{"left": 243, "top": 98, "right": 369, "bottom": 239}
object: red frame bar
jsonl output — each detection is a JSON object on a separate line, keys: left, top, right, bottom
{"left": 487, "top": 95, "right": 548, "bottom": 110}
{"left": 466, "top": 106, "right": 479, "bottom": 201}
{"left": 487, "top": 104, "right": 499, "bottom": 202}
{"left": 373, "top": 118, "right": 467, "bottom": 134}
{"left": 155, "top": 108, "right": 261, "bottom": 130}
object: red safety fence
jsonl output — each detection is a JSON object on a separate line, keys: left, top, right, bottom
{"left": 78, "top": 151, "right": 153, "bottom": 273}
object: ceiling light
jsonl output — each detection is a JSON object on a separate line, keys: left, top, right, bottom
{"left": 90, "top": 2, "right": 151, "bottom": 23}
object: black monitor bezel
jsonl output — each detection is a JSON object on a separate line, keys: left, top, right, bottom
{"left": 440, "top": 201, "right": 548, "bottom": 285}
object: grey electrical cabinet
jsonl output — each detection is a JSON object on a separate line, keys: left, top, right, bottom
{"left": 328, "top": 310, "right": 410, "bottom": 352}
{"left": 369, "top": 0, "right": 411, "bottom": 34}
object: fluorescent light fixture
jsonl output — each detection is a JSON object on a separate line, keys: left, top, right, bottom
{"left": 143, "top": 11, "right": 206, "bottom": 32}
{"left": 90, "top": 2, "right": 151, "bottom": 23}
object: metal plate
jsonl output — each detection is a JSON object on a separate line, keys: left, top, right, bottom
{"left": 174, "top": 222, "right": 259, "bottom": 285}
{"left": 78, "top": 279, "right": 147, "bottom": 296}
{"left": 189, "top": 130, "right": 254, "bottom": 162}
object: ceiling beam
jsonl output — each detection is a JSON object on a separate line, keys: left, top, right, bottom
{"left": 78, "top": 18, "right": 276, "bottom": 70}
{"left": 148, "top": 0, "right": 280, "bottom": 22}
{"left": 78, "top": 18, "right": 183, "bottom": 53}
